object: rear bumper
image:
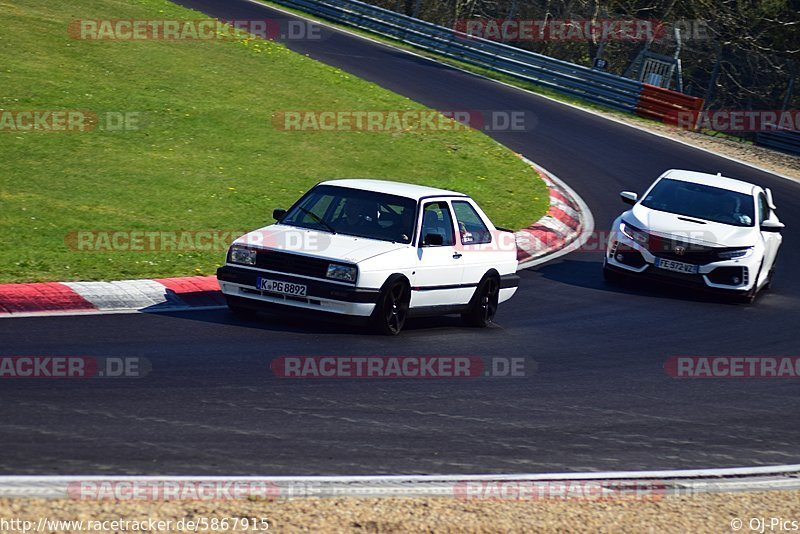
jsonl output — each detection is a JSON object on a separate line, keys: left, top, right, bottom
{"left": 217, "top": 265, "right": 379, "bottom": 317}
{"left": 500, "top": 273, "right": 520, "bottom": 289}
{"left": 498, "top": 273, "right": 519, "bottom": 303}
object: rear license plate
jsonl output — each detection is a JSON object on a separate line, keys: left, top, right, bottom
{"left": 257, "top": 278, "right": 307, "bottom": 296}
{"left": 654, "top": 258, "right": 699, "bottom": 274}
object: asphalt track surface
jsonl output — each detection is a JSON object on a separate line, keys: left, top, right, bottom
{"left": 1, "top": 0, "right": 798, "bottom": 475}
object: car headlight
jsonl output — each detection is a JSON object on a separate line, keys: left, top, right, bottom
{"left": 717, "top": 247, "right": 753, "bottom": 260}
{"left": 230, "top": 245, "right": 257, "bottom": 266}
{"left": 326, "top": 263, "right": 357, "bottom": 282}
{"left": 619, "top": 221, "right": 649, "bottom": 247}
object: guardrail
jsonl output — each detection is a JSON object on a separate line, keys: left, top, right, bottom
{"left": 756, "top": 130, "right": 800, "bottom": 156}
{"left": 271, "top": 0, "right": 700, "bottom": 116}
{"left": 268, "top": 0, "right": 800, "bottom": 156}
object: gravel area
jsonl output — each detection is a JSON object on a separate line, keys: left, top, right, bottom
{"left": 2, "top": 490, "right": 799, "bottom": 532}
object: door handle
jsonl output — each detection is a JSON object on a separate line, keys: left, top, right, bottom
{"left": 453, "top": 252, "right": 463, "bottom": 259}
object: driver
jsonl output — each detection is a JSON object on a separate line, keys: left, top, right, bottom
{"left": 340, "top": 197, "right": 377, "bottom": 230}
{"left": 715, "top": 195, "right": 751, "bottom": 225}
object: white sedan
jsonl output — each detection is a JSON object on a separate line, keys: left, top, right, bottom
{"left": 217, "top": 179, "right": 519, "bottom": 334}
{"left": 603, "top": 169, "right": 784, "bottom": 302}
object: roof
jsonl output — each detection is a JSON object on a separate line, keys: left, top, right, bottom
{"left": 318, "top": 179, "right": 465, "bottom": 200}
{"left": 663, "top": 169, "right": 759, "bottom": 196}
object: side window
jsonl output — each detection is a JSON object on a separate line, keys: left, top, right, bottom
{"left": 757, "top": 193, "right": 770, "bottom": 223}
{"left": 420, "top": 201, "right": 455, "bottom": 246}
{"left": 452, "top": 201, "right": 492, "bottom": 245}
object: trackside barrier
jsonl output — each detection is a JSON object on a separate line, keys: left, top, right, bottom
{"left": 271, "top": 0, "right": 643, "bottom": 111}
{"left": 756, "top": 130, "right": 800, "bottom": 156}
{"left": 269, "top": 0, "right": 705, "bottom": 123}
{"left": 635, "top": 84, "right": 704, "bottom": 126}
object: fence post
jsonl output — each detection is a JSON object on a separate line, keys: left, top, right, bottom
{"left": 703, "top": 43, "right": 722, "bottom": 110}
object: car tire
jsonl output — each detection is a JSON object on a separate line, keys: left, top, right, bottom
{"left": 736, "top": 289, "right": 757, "bottom": 304}
{"left": 764, "top": 267, "right": 775, "bottom": 291}
{"left": 462, "top": 275, "right": 499, "bottom": 328}
{"left": 225, "top": 297, "right": 257, "bottom": 319}
{"left": 373, "top": 276, "right": 410, "bottom": 335}
{"left": 736, "top": 262, "right": 764, "bottom": 304}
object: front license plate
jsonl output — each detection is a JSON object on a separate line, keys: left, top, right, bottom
{"left": 654, "top": 258, "right": 699, "bottom": 274}
{"left": 257, "top": 278, "right": 307, "bottom": 296}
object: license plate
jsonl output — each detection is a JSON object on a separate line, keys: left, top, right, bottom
{"left": 654, "top": 258, "right": 699, "bottom": 274}
{"left": 256, "top": 278, "right": 307, "bottom": 296}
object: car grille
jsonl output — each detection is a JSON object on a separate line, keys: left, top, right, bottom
{"left": 256, "top": 250, "right": 319, "bottom": 275}
{"left": 254, "top": 249, "right": 343, "bottom": 280}
{"left": 647, "top": 234, "right": 719, "bottom": 265}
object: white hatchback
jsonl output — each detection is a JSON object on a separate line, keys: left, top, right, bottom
{"left": 217, "top": 179, "right": 519, "bottom": 333}
{"left": 604, "top": 169, "right": 784, "bottom": 302}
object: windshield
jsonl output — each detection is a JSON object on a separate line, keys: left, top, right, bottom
{"left": 281, "top": 184, "right": 417, "bottom": 243}
{"left": 641, "top": 178, "right": 755, "bottom": 227}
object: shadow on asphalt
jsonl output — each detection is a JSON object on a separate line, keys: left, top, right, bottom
{"left": 153, "top": 307, "right": 475, "bottom": 336}
{"left": 534, "top": 257, "right": 744, "bottom": 305}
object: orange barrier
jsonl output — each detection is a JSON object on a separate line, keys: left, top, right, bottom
{"left": 635, "top": 84, "right": 704, "bottom": 129}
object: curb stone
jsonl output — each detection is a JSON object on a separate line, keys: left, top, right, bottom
{"left": 0, "top": 276, "right": 224, "bottom": 317}
{"left": 515, "top": 156, "right": 593, "bottom": 269}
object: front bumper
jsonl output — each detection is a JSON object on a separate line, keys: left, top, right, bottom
{"left": 605, "top": 233, "right": 760, "bottom": 294}
{"left": 217, "top": 265, "right": 380, "bottom": 317}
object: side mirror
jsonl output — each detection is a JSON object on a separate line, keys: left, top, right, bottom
{"left": 761, "top": 219, "right": 785, "bottom": 233}
{"left": 620, "top": 191, "right": 638, "bottom": 205}
{"left": 273, "top": 208, "right": 286, "bottom": 221}
{"left": 422, "top": 233, "right": 444, "bottom": 246}
{"left": 765, "top": 188, "right": 777, "bottom": 210}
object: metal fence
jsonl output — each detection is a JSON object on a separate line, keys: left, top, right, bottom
{"left": 272, "top": 0, "right": 643, "bottom": 112}
{"left": 272, "top": 0, "right": 800, "bottom": 156}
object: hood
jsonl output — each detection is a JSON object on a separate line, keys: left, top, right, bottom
{"left": 629, "top": 205, "right": 757, "bottom": 248}
{"left": 233, "top": 224, "right": 407, "bottom": 263}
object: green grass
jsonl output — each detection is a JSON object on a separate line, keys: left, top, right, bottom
{"left": 0, "top": 0, "right": 548, "bottom": 283}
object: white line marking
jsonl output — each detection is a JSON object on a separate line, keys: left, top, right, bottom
{"left": 2, "top": 464, "right": 800, "bottom": 499}
{"left": 2, "top": 463, "right": 796, "bottom": 483}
